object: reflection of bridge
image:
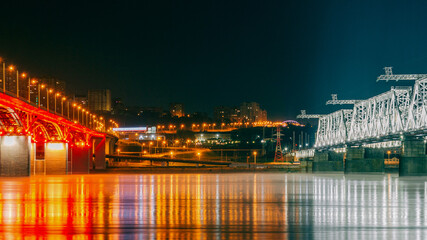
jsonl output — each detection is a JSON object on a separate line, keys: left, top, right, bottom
{"left": 299, "top": 68, "right": 427, "bottom": 176}
{"left": 0, "top": 59, "right": 118, "bottom": 176}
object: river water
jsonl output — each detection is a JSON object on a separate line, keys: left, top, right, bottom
{"left": 0, "top": 173, "right": 426, "bottom": 239}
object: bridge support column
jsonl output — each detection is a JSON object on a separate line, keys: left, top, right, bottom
{"left": 105, "top": 137, "right": 116, "bottom": 168}
{"left": 45, "top": 142, "right": 68, "bottom": 175}
{"left": 70, "top": 145, "right": 90, "bottom": 174}
{"left": 93, "top": 137, "right": 106, "bottom": 170}
{"left": 0, "top": 136, "right": 30, "bottom": 176}
{"left": 345, "top": 147, "right": 384, "bottom": 174}
{"left": 312, "top": 151, "right": 344, "bottom": 172}
{"left": 400, "top": 139, "right": 427, "bottom": 176}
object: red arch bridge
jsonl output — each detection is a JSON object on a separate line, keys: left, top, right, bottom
{"left": 0, "top": 60, "right": 118, "bottom": 176}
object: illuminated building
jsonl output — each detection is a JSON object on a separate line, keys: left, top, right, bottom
{"left": 240, "top": 102, "right": 267, "bottom": 123}
{"left": 88, "top": 89, "right": 111, "bottom": 113}
{"left": 169, "top": 103, "right": 184, "bottom": 117}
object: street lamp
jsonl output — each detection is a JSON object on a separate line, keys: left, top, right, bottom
{"left": 253, "top": 151, "right": 257, "bottom": 164}
{"left": 197, "top": 152, "right": 201, "bottom": 160}
{"left": 47, "top": 88, "right": 53, "bottom": 111}
{"left": 54, "top": 92, "right": 60, "bottom": 114}
{"left": 77, "top": 106, "right": 81, "bottom": 123}
{"left": 72, "top": 103, "right": 77, "bottom": 121}
{"left": 170, "top": 151, "right": 174, "bottom": 159}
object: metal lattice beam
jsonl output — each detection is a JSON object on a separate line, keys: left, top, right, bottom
{"left": 326, "top": 94, "right": 361, "bottom": 105}
{"left": 297, "top": 110, "right": 324, "bottom": 119}
{"left": 377, "top": 67, "right": 427, "bottom": 82}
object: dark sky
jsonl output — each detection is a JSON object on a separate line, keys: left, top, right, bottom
{"left": 1, "top": 0, "right": 427, "bottom": 120}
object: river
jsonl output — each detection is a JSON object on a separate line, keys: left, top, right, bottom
{"left": 0, "top": 172, "right": 425, "bottom": 239}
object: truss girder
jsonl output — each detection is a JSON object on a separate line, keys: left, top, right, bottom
{"left": 315, "top": 86, "right": 413, "bottom": 148}
{"left": 315, "top": 109, "right": 352, "bottom": 147}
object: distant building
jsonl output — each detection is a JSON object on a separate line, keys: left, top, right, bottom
{"left": 214, "top": 106, "right": 232, "bottom": 123}
{"left": 240, "top": 102, "right": 267, "bottom": 122}
{"left": 230, "top": 106, "right": 242, "bottom": 123}
{"left": 88, "top": 89, "right": 111, "bottom": 113}
{"left": 40, "top": 77, "right": 66, "bottom": 93}
{"left": 112, "top": 97, "right": 126, "bottom": 115}
{"left": 74, "top": 94, "right": 88, "bottom": 107}
{"left": 170, "top": 103, "right": 184, "bottom": 117}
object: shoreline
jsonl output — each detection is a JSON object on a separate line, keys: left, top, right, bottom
{"left": 92, "top": 166, "right": 304, "bottom": 174}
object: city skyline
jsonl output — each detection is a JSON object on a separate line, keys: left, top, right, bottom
{"left": 2, "top": 1, "right": 427, "bottom": 120}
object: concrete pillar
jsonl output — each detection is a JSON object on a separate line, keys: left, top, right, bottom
{"left": 312, "top": 150, "right": 344, "bottom": 172}
{"left": 0, "top": 136, "right": 30, "bottom": 176}
{"left": 345, "top": 147, "right": 384, "bottom": 174}
{"left": 45, "top": 142, "right": 68, "bottom": 175}
{"left": 400, "top": 139, "right": 427, "bottom": 176}
{"left": 93, "top": 137, "right": 106, "bottom": 169}
{"left": 70, "top": 145, "right": 90, "bottom": 174}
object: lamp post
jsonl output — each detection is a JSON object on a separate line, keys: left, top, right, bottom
{"left": 2, "top": 62, "right": 5, "bottom": 92}
{"left": 38, "top": 83, "right": 44, "bottom": 108}
{"left": 77, "top": 106, "right": 81, "bottom": 123}
{"left": 61, "top": 97, "right": 66, "bottom": 115}
{"left": 27, "top": 76, "right": 31, "bottom": 101}
{"left": 16, "top": 69, "right": 19, "bottom": 97}
{"left": 387, "top": 150, "right": 391, "bottom": 163}
{"left": 197, "top": 152, "right": 201, "bottom": 160}
{"left": 54, "top": 92, "right": 60, "bottom": 114}
{"left": 72, "top": 103, "right": 76, "bottom": 121}
{"left": 253, "top": 151, "right": 257, "bottom": 165}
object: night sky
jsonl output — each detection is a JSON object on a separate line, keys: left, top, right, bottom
{"left": 1, "top": 0, "right": 427, "bottom": 120}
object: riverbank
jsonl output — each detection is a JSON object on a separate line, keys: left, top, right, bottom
{"left": 92, "top": 166, "right": 303, "bottom": 174}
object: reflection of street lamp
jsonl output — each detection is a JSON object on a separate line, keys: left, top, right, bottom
{"left": 253, "top": 151, "right": 257, "bottom": 164}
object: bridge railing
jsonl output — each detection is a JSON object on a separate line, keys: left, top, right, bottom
{"left": 0, "top": 59, "right": 118, "bottom": 136}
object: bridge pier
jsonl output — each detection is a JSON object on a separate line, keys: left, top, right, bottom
{"left": 93, "top": 137, "right": 106, "bottom": 169}
{"left": 70, "top": 145, "right": 90, "bottom": 174}
{"left": 312, "top": 150, "right": 344, "bottom": 172}
{"left": 345, "top": 147, "right": 384, "bottom": 174}
{"left": 44, "top": 143, "right": 68, "bottom": 175}
{"left": 400, "top": 139, "right": 427, "bottom": 176}
{"left": 0, "top": 136, "right": 30, "bottom": 176}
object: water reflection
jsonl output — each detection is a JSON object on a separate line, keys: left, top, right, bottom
{"left": 0, "top": 173, "right": 426, "bottom": 239}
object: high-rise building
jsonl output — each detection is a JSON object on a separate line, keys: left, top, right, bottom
{"left": 230, "top": 106, "right": 242, "bottom": 123}
{"left": 40, "top": 77, "right": 66, "bottom": 93}
{"left": 74, "top": 94, "right": 88, "bottom": 107}
{"left": 240, "top": 102, "right": 267, "bottom": 122}
{"left": 88, "top": 89, "right": 111, "bottom": 113}
{"left": 169, "top": 103, "right": 184, "bottom": 117}
{"left": 214, "top": 106, "right": 232, "bottom": 122}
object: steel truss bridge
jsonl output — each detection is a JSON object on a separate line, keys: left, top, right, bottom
{"left": 314, "top": 69, "right": 427, "bottom": 150}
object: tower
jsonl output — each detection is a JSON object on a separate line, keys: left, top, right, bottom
{"left": 274, "top": 126, "right": 284, "bottom": 162}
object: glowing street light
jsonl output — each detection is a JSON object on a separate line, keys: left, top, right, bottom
{"left": 253, "top": 151, "right": 257, "bottom": 164}
{"left": 61, "top": 97, "right": 66, "bottom": 115}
